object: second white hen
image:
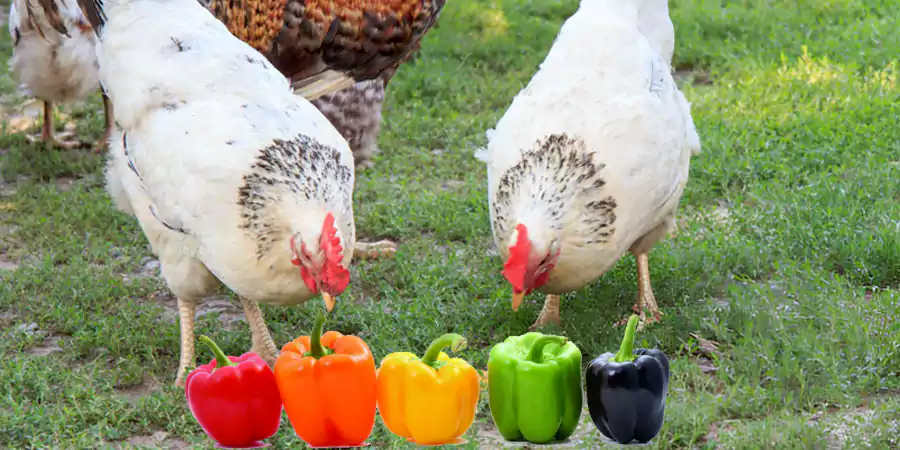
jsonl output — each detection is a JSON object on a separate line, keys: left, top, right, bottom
{"left": 8, "top": 0, "right": 112, "bottom": 150}
{"left": 21, "top": 0, "right": 397, "bottom": 385}
{"left": 479, "top": 0, "right": 701, "bottom": 330}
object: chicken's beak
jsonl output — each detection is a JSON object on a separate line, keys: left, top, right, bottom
{"left": 512, "top": 291, "right": 525, "bottom": 311}
{"left": 322, "top": 293, "right": 335, "bottom": 312}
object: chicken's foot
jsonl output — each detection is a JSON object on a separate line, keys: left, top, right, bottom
{"left": 617, "top": 252, "right": 663, "bottom": 330}
{"left": 528, "top": 294, "right": 562, "bottom": 331}
{"left": 174, "top": 297, "right": 197, "bottom": 387}
{"left": 26, "top": 100, "right": 91, "bottom": 150}
{"left": 240, "top": 296, "right": 278, "bottom": 366}
{"left": 354, "top": 239, "right": 398, "bottom": 260}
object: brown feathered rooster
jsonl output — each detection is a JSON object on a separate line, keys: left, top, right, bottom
{"left": 202, "top": 0, "right": 441, "bottom": 100}
{"left": 196, "top": 0, "right": 438, "bottom": 168}
{"left": 194, "top": 0, "right": 441, "bottom": 168}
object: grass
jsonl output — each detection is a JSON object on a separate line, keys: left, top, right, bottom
{"left": 1, "top": 0, "right": 898, "bottom": 448}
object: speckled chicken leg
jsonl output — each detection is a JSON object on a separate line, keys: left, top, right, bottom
{"left": 240, "top": 297, "right": 278, "bottom": 365}
{"left": 529, "top": 294, "right": 562, "bottom": 330}
{"left": 354, "top": 240, "right": 398, "bottom": 260}
{"left": 175, "top": 297, "right": 197, "bottom": 387}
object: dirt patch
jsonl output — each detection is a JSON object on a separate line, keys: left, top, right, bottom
{"left": 132, "top": 259, "right": 248, "bottom": 329}
{"left": 117, "top": 377, "right": 162, "bottom": 405}
{"left": 711, "top": 200, "right": 731, "bottom": 223}
{"left": 54, "top": 176, "right": 79, "bottom": 192}
{"left": 474, "top": 408, "right": 600, "bottom": 448}
{"left": 115, "top": 431, "right": 191, "bottom": 449}
{"left": 26, "top": 334, "right": 63, "bottom": 356}
{"left": 195, "top": 297, "right": 246, "bottom": 329}
{"left": 1, "top": 98, "right": 79, "bottom": 136}
{"left": 699, "top": 421, "right": 736, "bottom": 446}
{"left": 150, "top": 290, "right": 246, "bottom": 330}
{"left": 0, "top": 311, "right": 17, "bottom": 329}
{"left": 682, "top": 333, "right": 722, "bottom": 375}
{"left": 695, "top": 357, "right": 718, "bottom": 374}
{"left": 0, "top": 183, "right": 15, "bottom": 197}
{"left": 122, "top": 258, "right": 161, "bottom": 284}
{"left": 674, "top": 68, "right": 714, "bottom": 86}
{"left": 15, "top": 323, "right": 64, "bottom": 356}
{"left": 0, "top": 255, "right": 18, "bottom": 271}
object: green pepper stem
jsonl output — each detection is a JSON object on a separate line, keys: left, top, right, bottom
{"left": 612, "top": 314, "right": 640, "bottom": 363}
{"left": 308, "top": 310, "right": 328, "bottom": 359}
{"left": 527, "top": 335, "right": 568, "bottom": 364}
{"left": 422, "top": 333, "right": 467, "bottom": 365}
{"left": 198, "top": 335, "right": 237, "bottom": 368}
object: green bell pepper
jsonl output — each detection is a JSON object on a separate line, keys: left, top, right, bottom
{"left": 487, "top": 332, "right": 583, "bottom": 443}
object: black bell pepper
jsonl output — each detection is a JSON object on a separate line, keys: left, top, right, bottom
{"left": 585, "top": 315, "right": 670, "bottom": 444}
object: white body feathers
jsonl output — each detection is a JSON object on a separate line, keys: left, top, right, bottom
{"left": 101, "top": 0, "right": 356, "bottom": 305}
{"left": 480, "top": 0, "right": 701, "bottom": 293}
{"left": 8, "top": 0, "right": 99, "bottom": 103}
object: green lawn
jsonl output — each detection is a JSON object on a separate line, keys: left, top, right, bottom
{"left": 1, "top": 0, "right": 898, "bottom": 448}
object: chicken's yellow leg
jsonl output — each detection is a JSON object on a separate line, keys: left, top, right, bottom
{"left": 353, "top": 239, "right": 398, "bottom": 260}
{"left": 624, "top": 252, "right": 663, "bottom": 330}
{"left": 528, "top": 294, "right": 562, "bottom": 331}
{"left": 175, "top": 297, "right": 197, "bottom": 387}
{"left": 240, "top": 297, "right": 278, "bottom": 365}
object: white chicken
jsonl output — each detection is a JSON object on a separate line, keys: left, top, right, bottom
{"left": 7, "top": 0, "right": 112, "bottom": 150}
{"left": 478, "top": 0, "right": 701, "bottom": 330}
{"left": 25, "top": 0, "right": 396, "bottom": 385}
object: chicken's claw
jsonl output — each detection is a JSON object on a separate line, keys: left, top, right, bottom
{"left": 26, "top": 131, "right": 91, "bottom": 150}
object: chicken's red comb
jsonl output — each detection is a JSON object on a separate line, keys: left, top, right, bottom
{"left": 501, "top": 224, "right": 530, "bottom": 292}
{"left": 318, "top": 212, "right": 350, "bottom": 293}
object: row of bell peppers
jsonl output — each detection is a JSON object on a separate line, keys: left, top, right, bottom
{"left": 185, "top": 313, "right": 669, "bottom": 448}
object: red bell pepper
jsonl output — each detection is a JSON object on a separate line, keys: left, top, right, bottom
{"left": 185, "top": 335, "right": 283, "bottom": 448}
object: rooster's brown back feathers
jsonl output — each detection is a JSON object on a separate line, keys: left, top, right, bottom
{"left": 206, "top": 0, "right": 443, "bottom": 89}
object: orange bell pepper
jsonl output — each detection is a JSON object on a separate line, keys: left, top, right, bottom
{"left": 274, "top": 311, "right": 376, "bottom": 448}
{"left": 376, "top": 333, "right": 480, "bottom": 445}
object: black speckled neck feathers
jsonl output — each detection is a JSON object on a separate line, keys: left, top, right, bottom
{"left": 493, "top": 133, "right": 618, "bottom": 246}
{"left": 237, "top": 134, "right": 354, "bottom": 260}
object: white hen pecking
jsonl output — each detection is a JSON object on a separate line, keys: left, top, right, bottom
{"left": 478, "top": 0, "right": 702, "bottom": 330}
{"left": 21, "top": 0, "right": 396, "bottom": 385}
{"left": 8, "top": 0, "right": 112, "bottom": 150}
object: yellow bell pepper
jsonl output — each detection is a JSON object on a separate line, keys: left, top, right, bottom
{"left": 376, "top": 333, "right": 480, "bottom": 445}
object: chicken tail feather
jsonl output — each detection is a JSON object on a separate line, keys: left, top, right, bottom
{"left": 77, "top": 0, "right": 107, "bottom": 36}
{"left": 292, "top": 70, "right": 356, "bottom": 101}
{"left": 25, "top": 0, "right": 68, "bottom": 38}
